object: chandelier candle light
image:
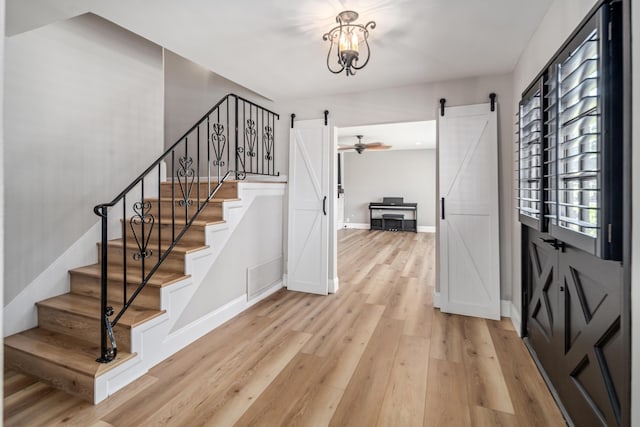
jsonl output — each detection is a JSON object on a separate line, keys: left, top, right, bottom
{"left": 323, "top": 10, "right": 376, "bottom": 76}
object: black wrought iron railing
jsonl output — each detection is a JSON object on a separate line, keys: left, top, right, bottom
{"left": 93, "top": 94, "right": 279, "bottom": 362}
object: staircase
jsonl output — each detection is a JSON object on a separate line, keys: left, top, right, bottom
{"left": 5, "top": 181, "right": 239, "bottom": 402}
{"left": 4, "top": 94, "right": 282, "bottom": 403}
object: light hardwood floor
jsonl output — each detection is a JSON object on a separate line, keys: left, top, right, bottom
{"left": 4, "top": 229, "right": 566, "bottom": 426}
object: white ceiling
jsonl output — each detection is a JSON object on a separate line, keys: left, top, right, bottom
{"left": 7, "top": 0, "right": 554, "bottom": 100}
{"left": 338, "top": 121, "right": 436, "bottom": 151}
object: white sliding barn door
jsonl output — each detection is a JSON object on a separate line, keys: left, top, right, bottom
{"left": 287, "top": 119, "right": 329, "bottom": 295}
{"left": 439, "top": 103, "right": 500, "bottom": 320}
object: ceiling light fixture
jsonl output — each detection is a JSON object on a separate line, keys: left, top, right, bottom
{"left": 322, "top": 10, "right": 376, "bottom": 76}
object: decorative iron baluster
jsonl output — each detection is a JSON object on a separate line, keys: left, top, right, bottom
{"left": 245, "top": 119, "right": 257, "bottom": 158}
{"left": 210, "top": 123, "right": 226, "bottom": 166}
{"left": 130, "top": 201, "right": 154, "bottom": 260}
{"left": 94, "top": 94, "right": 279, "bottom": 362}
{"left": 176, "top": 156, "right": 195, "bottom": 207}
{"left": 263, "top": 124, "right": 274, "bottom": 161}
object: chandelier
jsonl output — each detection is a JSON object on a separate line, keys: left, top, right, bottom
{"left": 322, "top": 11, "right": 376, "bottom": 76}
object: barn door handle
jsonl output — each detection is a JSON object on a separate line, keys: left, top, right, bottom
{"left": 441, "top": 197, "right": 445, "bottom": 220}
{"left": 323, "top": 196, "right": 327, "bottom": 215}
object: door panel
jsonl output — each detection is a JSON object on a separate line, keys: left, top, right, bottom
{"left": 557, "top": 246, "right": 623, "bottom": 427}
{"left": 439, "top": 103, "right": 500, "bottom": 320}
{"left": 524, "top": 227, "right": 624, "bottom": 427}
{"left": 525, "top": 228, "right": 561, "bottom": 379}
{"left": 287, "top": 119, "right": 329, "bottom": 295}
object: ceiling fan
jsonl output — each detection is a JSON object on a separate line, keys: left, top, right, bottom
{"left": 338, "top": 135, "right": 392, "bottom": 154}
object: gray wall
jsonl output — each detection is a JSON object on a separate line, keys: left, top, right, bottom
{"left": 173, "top": 195, "right": 283, "bottom": 329}
{"left": 3, "top": 14, "right": 164, "bottom": 305}
{"left": 343, "top": 149, "right": 436, "bottom": 227}
{"left": 277, "top": 73, "right": 514, "bottom": 300}
{"left": 163, "top": 50, "right": 279, "bottom": 161}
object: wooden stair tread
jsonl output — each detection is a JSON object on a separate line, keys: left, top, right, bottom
{"left": 160, "top": 179, "right": 239, "bottom": 184}
{"left": 37, "top": 294, "right": 165, "bottom": 328}
{"left": 191, "top": 219, "right": 225, "bottom": 227}
{"left": 70, "top": 264, "right": 189, "bottom": 288}
{"left": 209, "top": 197, "right": 240, "bottom": 202}
{"left": 153, "top": 197, "right": 238, "bottom": 203}
{"left": 5, "top": 328, "right": 135, "bottom": 378}
{"left": 105, "top": 239, "right": 208, "bottom": 254}
{"left": 123, "top": 217, "right": 225, "bottom": 227}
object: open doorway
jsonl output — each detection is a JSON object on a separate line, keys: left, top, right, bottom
{"left": 336, "top": 121, "right": 436, "bottom": 232}
{"left": 334, "top": 120, "right": 437, "bottom": 293}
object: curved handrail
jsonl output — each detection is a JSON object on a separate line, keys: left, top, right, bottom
{"left": 94, "top": 93, "right": 279, "bottom": 215}
{"left": 94, "top": 93, "right": 280, "bottom": 362}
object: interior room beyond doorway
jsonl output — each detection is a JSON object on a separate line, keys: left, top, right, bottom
{"left": 336, "top": 121, "right": 436, "bottom": 233}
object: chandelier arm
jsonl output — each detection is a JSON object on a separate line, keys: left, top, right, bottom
{"left": 351, "top": 30, "right": 371, "bottom": 70}
{"left": 325, "top": 38, "right": 345, "bottom": 74}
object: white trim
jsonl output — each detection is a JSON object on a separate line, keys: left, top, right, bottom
{"left": 510, "top": 302, "right": 522, "bottom": 337}
{"left": 95, "top": 279, "right": 283, "bottom": 403}
{"left": 329, "top": 277, "right": 339, "bottom": 294}
{"left": 163, "top": 280, "right": 282, "bottom": 356}
{"left": 344, "top": 222, "right": 369, "bottom": 230}
{"left": 344, "top": 222, "right": 435, "bottom": 233}
{"left": 433, "top": 290, "right": 441, "bottom": 308}
{"left": 417, "top": 226, "right": 436, "bottom": 233}
{"left": 500, "top": 300, "right": 511, "bottom": 317}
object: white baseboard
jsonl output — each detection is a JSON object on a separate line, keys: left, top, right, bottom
{"left": 163, "top": 280, "right": 282, "bottom": 356}
{"left": 500, "top": 300, "right": 511, "bottom": 317}
{"left": 97, "top": 280, "right": 283, "bottom": 403}
{"left": 510, "top": 302, "right": 522, "bottom": 337}
{"left": 329, "top": 277, "right": 339, "bottom": 294}
{"left": 343, "top": 223, "right": 435, "bottom": 233}
{"left": 343, "top": 222, "right": 369, "bottom": 230}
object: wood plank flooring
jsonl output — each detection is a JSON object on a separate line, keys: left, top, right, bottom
{"left": 4, "top": 229, "right": 566, "bottom": 426}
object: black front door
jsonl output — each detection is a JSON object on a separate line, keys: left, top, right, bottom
{"left": 557, "top": 244, "right": 624, "bottom": 426}
{"left": 524, "top": 228, "right": 625, "bottom": 426}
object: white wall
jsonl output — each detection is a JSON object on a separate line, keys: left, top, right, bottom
{"left": 631, "top": 1, "right": 639, "bottom": 424}
{"left": 172, "top": 195, "right": 283, "bottom": 329}
{"left": 3, "top": 14, "right": 164, "bottom": 307}
{"left": 510, "top": 0, "right": 599, "bottom": 318}
{"left": 342, "top": 149, "right": 436, "bottom": 227}
{"left": 277, "top": 73, "right": 514, "bottom": 299}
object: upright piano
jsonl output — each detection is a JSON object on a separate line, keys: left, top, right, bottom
{"left": 368, "top": 197, "right": 418, "bottom": 232}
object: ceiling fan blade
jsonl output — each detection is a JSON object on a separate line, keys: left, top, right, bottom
{"left": 363, "top": 142, "right": 384, "bottom": 147}
{"left": 366, "top": 144, "right": 392, "bottom": 151}
{"left": 338, "top": 146, "right": 357, "bottom": 151}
